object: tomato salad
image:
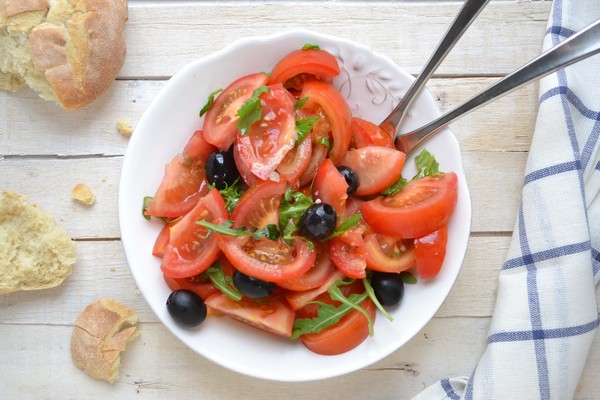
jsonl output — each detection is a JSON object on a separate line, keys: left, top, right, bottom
{"left": 143, "top": 44, "right": 458, "bottom": 356}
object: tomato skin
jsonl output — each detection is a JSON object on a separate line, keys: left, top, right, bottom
{"left": 414, "top": 225, "right": 448, "bottom": 279}
{"left": 233, "top": 142, "right": 261, "bottom": 187}
{"left": 182, "top": 130, "right": 217, "bottom": 161}
{"left": 330, "top": 235, "right": 367, "bottom": 279}
{"left": 277, "top": 243, "right": 336, "bottom": 291}
{"left": 276, "top": 135, "right": 312, "bottom": 185}
{"left": 284, "top": 270, "right": 346, "bottom": 310}
{"left": 235, "top": 84, "right": 297, "bottom": 181}
{"left": 203, "top": 72, "right": 269, "bottom": 151}
{"left": 269, "top": 49, "right": 340, "bottom": 88}
{"left": 164, "top": 275, "right": 219, "bottom": 301}
{"left": 218, "top": 236, "right": 316, "bottom": 283}
{"left": 161, "top": 189, "right": 228, "bottom": 278}
{"left": 298, "top": 143, "right": 328, "bottom": 187}
{"left": 300, "top": 297, "right": 375, "bottom": 356}
{"left": 313, "top": 158, "right": 348, "bottom": 216}
{"left": 152, "top": 223, "right": 171, "bottom": 258}
{"left": 299, "top": 81, "right": 351, "bottom": 164}
{"left": 351, "top": 117, "right": 394, "bottom": 149}
{"left": 205, "top": 293, "right": 295, "bottom": 337}
{"left": 231, "top": 178, "right": 286, "bottom": 228}
{"left": 145, "top": 154, "right": 208, "bottom": 218}
{"left": 364, "top": 233, "right": 415, "bottom": 273}
{"left": 340, "top": 147, "right": 406, "bottom": 197}
{"left": 361, "top": 172, "right": 458, "bottom": 239}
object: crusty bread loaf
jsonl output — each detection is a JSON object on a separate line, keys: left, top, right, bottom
{"left": 0, "top": 190, "right": 76, "bottom": 294}
{"left": 71, "top": 299, "right": 138, "bottom": 383}
{"left": 0, "top": 0, "right": 128, "bottom": 110}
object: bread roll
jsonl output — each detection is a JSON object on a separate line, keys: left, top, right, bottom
{"left": 0, "top": 0, "right": 128, "bottom": 110}
{"left": 0, "top": 190, "right": 76, "bottom": 294}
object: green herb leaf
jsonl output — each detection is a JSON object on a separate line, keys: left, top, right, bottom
{"left": 197, "top": 219, "right": 281, "bottom": 241}
{"left": 362, "top": 277, "right": 393, "bottom": 321}
{"left": 295, "top": 97, "right": 309, "bottom": 109}
{"left": 381, "top": 176, "right": 408, "bottom": 196}
{"left": 209, "top": 177, "right": 243, "bottom": 213}
{"left": 328, "top": 280, "right": 374, "bottom": 336}
{"left": 199, "top": 88, "right": 223, "bottom": 117}
{"left": 318, "top": 136, "right": 332, "bottom": 149}
{"left": 301, "top": 43, "right": 320, "bottom": 51}
{"left": 142, "top": 196, "right": 153, "bottom": 220}
{"left": 279, "top": 188, "right": 314, "bottom": 234}
{"left": 413, "top": 149, "right": 440, "bottom": 179}
{"left": 291, "top": 292, "right": 369, "bottom": 339}
{"left": 400, "top": 271, "right": 418, "bottom": 284}
{"left": 258, "top": 224, "right": 281, "bottom": 241}
{"left": 295, "top": 116, "right": 319, "bottom": 145}
{"left": 327, "top": 213, "right": 362, "bottom": 239}
{"left": 236, "top": 86, "right": 269, "bottom": 135}
{"left": 202, "top": 260, "right": 242, "bottom": 301}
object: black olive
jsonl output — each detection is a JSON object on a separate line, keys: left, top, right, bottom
{"left": 299, "top": 203, "right": 337, "bottom": 241}
{"left": 166, "top": 289, "right": 207, "bottom": 327}
{"left": 337, "top": 166, "right": 359, "bottom": 195}
{"left": 205, "top": 149, "right": 239, "bottom": 190}
{"left": 233, "top": 270, "right": 275, "bottom": 299}
{"left": 370, "top": 272, "right": 405, "bottom": 307}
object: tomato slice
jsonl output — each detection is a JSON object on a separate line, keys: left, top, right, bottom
{"left": 414, "top": 225, "right": 448, "bottom": 279}
{"left": 312, "top": 158, "right": 348, "bottom": 216}
{"left": 205, "top": 293, "right": 295, "bottom": 337}
{"left": 219, "top": 235, "right": 315, "bottom": 283}
{"left": 299, "top": 81, "right": 351, "bottom": 164}
{"left": 329, "top": 227, "right": 367, "bottom": 279}
{"left": 340, "top": 147, "right": 406, "bottom": 197}
{"left": 298, "top": 143, "right": 328, "bottom": 187}
{"left": 144, "top": 154, "right": 208, "bottom": 218}
{"left": 277, "top": 243, "right": 336, "bottom": 291}
{"left": 182, "top": 130, "right": 216, "bottom": 161}
{"left": 351, "top": 117, "right": 395, "bottom": 149}
{"left": 276, "top": 135, "right": 312, "bottom": 186}
{"left": 152, "top": 223, "right": 171, "bottom": 258}
{"left": 164, "top": 274, "right": 219, "bottom": 301}
{"left": 269, "top": 48, "right": 340, "bottom": 88}
{"left": 364, "top": 232, "right": 415, "bottom": 273}
{"left": 231, "top": 178, "right": 286, "bottom": 228}
{"left": 233, "top": 142, "right": 261, "bottom": 187}
{"left": 361, "top": 172, "right": 458, "bottom": 239}
{"left": 235, "top": 83, "right": 297, "bottom": 180}
{"left": 161, "top": 189, "right": 228, "bottom": 278}
{"left": 203, "top": 72, "right": 269, "bottom": 150}
{"left": 284, "top": 270, "right": 345, "bottom": 311}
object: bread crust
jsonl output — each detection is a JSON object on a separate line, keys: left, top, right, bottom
{"left": 1, "top": 0, "right": 128, "bottom": 110}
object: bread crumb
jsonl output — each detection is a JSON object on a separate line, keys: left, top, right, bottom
{"left": 116, "top": 119, "right": 134, "bottom": 136}
{"left": 72, "top": 183, "right": 95, "bottom": 206}
{"left": 71, "top": 299, "right": 138, "bottom": 384}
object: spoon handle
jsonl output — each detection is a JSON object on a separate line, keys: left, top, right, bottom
{"left": 381, "top": 0, "right": 490, "bottom": 131}
{"left": 396, "top": 18, "right": 600, "bottom": 154}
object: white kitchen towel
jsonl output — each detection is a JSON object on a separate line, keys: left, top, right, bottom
{"left": 412, "top": 0, "right": 600, "bottom": 399}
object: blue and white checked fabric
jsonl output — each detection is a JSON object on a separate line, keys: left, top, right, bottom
{"left": 412, "top": 1, "right": 600, "bottom": 399}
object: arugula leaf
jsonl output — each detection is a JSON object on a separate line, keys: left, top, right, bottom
{"left": 291, "top": 292, "right": 368, "bottom": 339}
{"left": 326, "top": 213, "right": 362, "bottom": 239}
{"left": 199, "top": 88, "right": 223, "bottom": 117}
{"left": 318, "top": 136, "right": 332, "bottom": 149}
{"left": 236, "top": 86, "right": 270, "bottom": 135}
{"left": 257, "top": 224, "right": 281, "bottom": 241}
{"left": 142, "top": 196, "right": 153, "bottom": 220}
{"left": 301, "top": 43, "right": 321, "bottom": 51}
{"left": 413, "top": 149, "right": 440, "bottom": 179}
{"left": 327, "top": 280, "right": 374, "bottom": 336}
{"left": 400, "top": 271, "right": 418, "bottom": 284}
{"left": 202, "top": 260, "right": 242, "bottom": 301}
{"left": 362, "top": 277, "right": 393, "bottom": 321}
{"left": 295, "top": 97, "right": 309, "bottom": 109}
{"left": 381, "top": 176, "right": 408, "bottom": 196}
{"left": 209, "top": 177, "right": 243, "bottom": 213}
{"left": 279, "top": 188, "right": 314, "bottom": 231}
{"left": 197, "top": 219, "right": 281, "bottom": 241}
{"left": 295, "top": 116, "right": 318, "bottom": 145}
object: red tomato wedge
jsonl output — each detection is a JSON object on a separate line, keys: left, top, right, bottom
{"left": 276, "top": 135, "right": 312, "bottom": 185}
{"left": 415, "top": 225, "right": 448, "bottom": 279}
{"left": 233, "top": 142, "right": 261, "bottom": 187}
{"left": 277, "top": 243, "right": 336, "bottom": 291}
{"left": 144, "top": 154, "right": 208, "bottom": 219}
{"left": 152, "top": 223, "right": 171, "bottom": 258}
{"left": 361, "top": 172, "right": 458, "bottom": 239}
{"left": 161, "top": 189, "right": 227, "bottom": 278}
{"left": 235, "top": 84, "right": 297, "bottom": 180}
{"left": 299, "top": 81, "right": 351, "bottom": 164}
{"left": 203, "top": 72, "right": 269, "bottom": 150}
{"left": 205, "top": 293, "right": 295, "bottom": 337}
{"left": 284, "top": 269, "right": 345, "bottom": 311}
{"left": 231, "top": 178, "right": 286, "bottom": 229}
{"left": 269, "top": 48, "right": 340, "bottom": 88}
{"left": 351, "top": 117, "right": 395, "bottom": 149}
{"left": 340, "top": 147, "right": 406, "bottom": 196}
{"left": 330, "top": 231, "right": 367, "bottom": 279}
{"left": 218, "top": 235, "right": 316, "bottom": 283}
{"left": 182, "top": 130, "right": 216, "bottom": 161}
{"left": 164, "top": 274, "right": 219, "bottom": 301}
{"left": 364, "top": 232, "right": 415, "bottom": 273}
{"left": 313, "top": 158, "right": 348, "bottom": 216}
{"left": 298, "top": 143, "right": 328, "bottom": 187}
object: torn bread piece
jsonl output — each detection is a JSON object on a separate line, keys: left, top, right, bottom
{"left": 116, "top": 118, "right": 133, "bottom": 136}
{"left": 71, "top": 299, "right": 138, "bottom": 383}
{"left": 0, "top": 190, "right": 76, "bottom": 294}
{"left": 71, "top": 183, "right": 95, "bottom": 206}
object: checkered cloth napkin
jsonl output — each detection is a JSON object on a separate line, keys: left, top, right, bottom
{"left": 412, "top": 1, "right": 600, "bottom": 399}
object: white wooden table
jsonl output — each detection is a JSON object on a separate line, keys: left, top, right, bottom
{"left": 2, "top": 1, "right": 599, "bottom": 398}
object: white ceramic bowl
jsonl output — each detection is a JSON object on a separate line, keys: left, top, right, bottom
{"left": 119, "top": 29, "right": 471, "bottom": 382}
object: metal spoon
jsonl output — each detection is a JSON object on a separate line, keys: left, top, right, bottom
{"left": 380, "top": 0, "right": 491, "bottom": 133}
{"left": 393, "top": 18, "right": 600, "bottom": 155}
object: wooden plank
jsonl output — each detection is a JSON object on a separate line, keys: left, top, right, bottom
{"left": 0, "top": 77, "right": 537, "bottom": 156}
{"left": 121, "top": 2, "right": 550, "bottom": 78}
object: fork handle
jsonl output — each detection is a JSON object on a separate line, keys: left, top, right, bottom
{"left": 396, "top": 18, "right": 600, "bottom": 154}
